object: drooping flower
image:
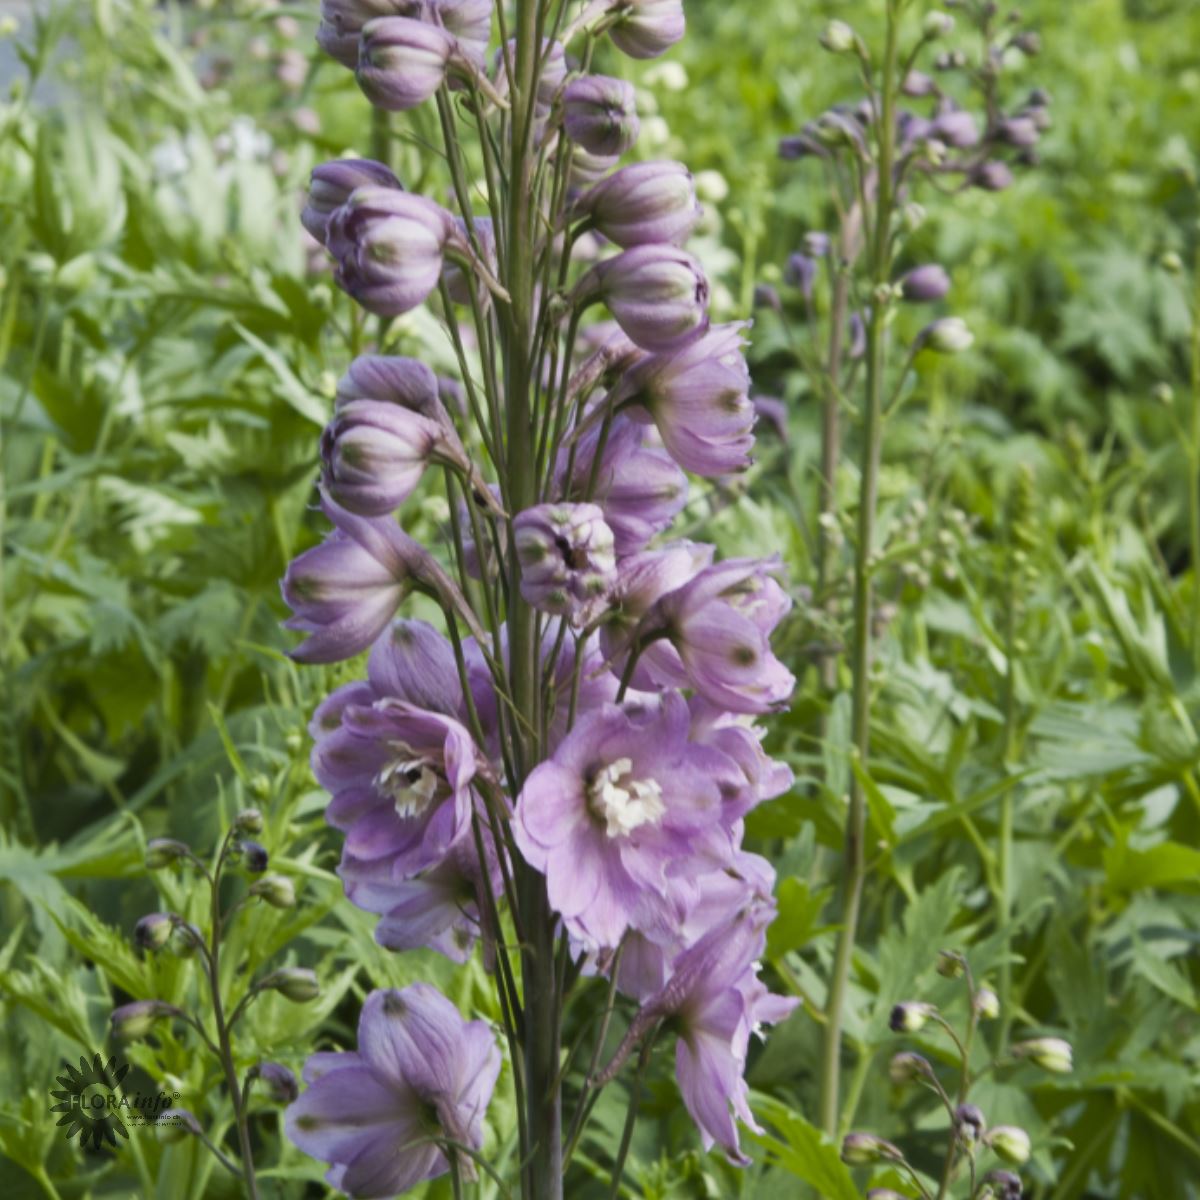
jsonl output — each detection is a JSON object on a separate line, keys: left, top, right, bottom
{"left": 514, "top": 693, "right": 731, "bottom": 952}
{"left": 286, "top": 985, "right": 500, "bottom": 1197}
{"left": 513, "top": 502, "right": 617, "bottom": 625}
{"left": 335, "top": 354, "right": 443, "bottom": 418}
{"left": 302, "top": 159, "right": 403, "bottom": 244}
{"left": 317, "top": 0, "right": 412, "bottom": 69}
{"left": 563, "top": 75, "right": 640, "bottom": 157}
{"left": 577, "top": 244, "right": 709, "bottom": 352}
{"left": 356, "top": 17, "right": 459, "bottom": 111}
{"left": 609, "top": 0, "right": 686, "bottom": 60}
{"left": 327, "top": 187, "right": 461, "bottom": 316}
{"left": 575, "top": 160, "right": 700, "bottom": 248}
{"left": 617, "top": 322, "right": 754, "bottom": 476}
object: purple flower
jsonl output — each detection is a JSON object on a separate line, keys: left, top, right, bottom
{"left": 610, "top": 0, "right": 685, "bottom": 60}
{"left": 282, "top": 502, "right": 426, "bottom": 664}
{"left": 286, "top": 985, "right": 500, "bottom": 1197}
{"left": 972, "top": 159, "right": 1015, "bottom": 192}
{"left": 618, "top": 322, "right": 754, "bottom": 476}
{"left": 785, "top": 253, "right": 819, "bottom": 301}
{"left": 317, "top": 0, "right": 410, "bottom": 69}
{"left": 514, "top": 503, "right": 617, "bottom": 626}
{"left": 356, "top": 17, "right": 458, "bottom": 111}
{"left": 335, "top": 354, "right": 443, "bottom": 418}
{"left": 302, "top": 159, "right": 402, "bottom": 244}
{"left": 644, "top": 557, "right": 796, "bottom": 714}
{"left": 557, "top": 414, "right": 688, "bottom": 556}
{"left": 327, "top": 187, "right": 460, "bottom": 316}
{"left": 899, "top": 263, "right": 951, "bottom": 302}
{"left": 931, "top": 107, "right": 980, "bottom": 148}
{"left": 563, "top": 75, "right": 640, "bottom": 158}
{"left": 316, "top": 697, "right": 484, "bottom": 879}
{"left": 436, "top": 0, "right": 492, "bottom": 63}
{"left": 578, "top": 245, "right": 709, "bottom": 352}
{"left": 514, "top": 693, "right": 730, "bottom": 952}
{"left": 575, "top": 161, "right": 700, "bottom": 248}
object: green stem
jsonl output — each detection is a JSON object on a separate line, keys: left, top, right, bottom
{"left": 818, "top": 0, "right": 900, "bottom": 1139}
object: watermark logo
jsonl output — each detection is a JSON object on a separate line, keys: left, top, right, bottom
{"left": 49, "top": 1052, "right": 181, "bottom": 1151}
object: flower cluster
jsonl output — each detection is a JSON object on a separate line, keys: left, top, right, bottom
{"left": 281, "top": 0, "right": 797, "bottom": 1192}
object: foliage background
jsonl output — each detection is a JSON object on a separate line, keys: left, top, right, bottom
{"left": 1, "top": 0, "right": 1199, "bottom": 1197}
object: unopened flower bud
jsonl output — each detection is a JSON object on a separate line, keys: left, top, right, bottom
{"left": 250, "top": 1061, "right": 300, "bottom": 1104}
{"left": 985, "top": 1168, "right": 1024, "bottom": 1199}
{"left": 235, "top": 807, "right": 265, "bottom": 834}
{"left": 753, "top": 283, "right": 782, "bottom": 312}
{"left": 301, "top": 159, "right": 403, "bottom": 245}
{"left": 259, "top": 967, "right": 321, "bottom": 1002}
{"left": 999, "top": 116, "right": 1039, "bottom": 147}
{"left": 867, "top": 1192, "right": 907, "bottom": 1200}
{"left": 610, "top": 0, "right": 685, "bottom": 61}
{"left": 973, "top": 160, "right": 1015, "bottom": 192}
{"left": 1011, "top": 1036, "right": 1072, "bottom": 1073}
{"left": 250, "top": 874, "right": 296, "bottom": 909}
{"left": 1153, "top": 382, "right": 1175, "bottom": 405}
{"left": 923, "top": 11, "right": 955, "bottom": 37}
{"left": 937, "top": 949, "right": 966, "bottom": 977}
{"left": 563, "top": 75, "right": 640, "bottom": 158}
{"left": 239, "top": 841, "right": 270, "bottom": 873}
{"left": 1160, "top": 251, "right": 1184, "bottom": 274}
{"left": 575, "top": 160, "right": 701, "bottom": 248}
{"left": 920, "top": 317, "right": 974, "bottom": 354}
{"left": 110, "top": 1000, "right": 181, "bottom": 1040}
{"left": 903, "top": 69, "right": 936, "bottom": 97}
{"left": 514, "top": 503, "right": 616, "bottom": 626}
{"left": 932, "top": 108, "right": 980, "bottom": 148}
{"left": 901, "top": 264, "right": 951, "bottom": 302}
{"left": 356, "top": 17, "right": 457, "bottom": 112}
{"left": 1013, "top": 31, "right": 1041, "bottom": 55}
{"left": 890, "top": 1001, "right": 936, "bottom": 1033}
{"left": 841, "top": 1132, "right": 905, "bottom": 1165}
{"left": 820, "top": 20, "right": 858, "bottom": 54}
{"left": 955, "top": 1103, "right": 987, "bottom": 1143}
{"left": 145, "top": 838, "right": 190, "bottom": 869}
{"left": 157, "top": 1108, "right": 202, "bottom": 1142}
{"left": 986, "top": 1125, "right": 1031, "bottom": 1165}
{"left": 134, "top": 913, "right": 174, "bottom": 953}
{"left": 889, "top": 1050, "right": 932, "bottom": 1085}
{"left": 974, "top": 987, "right": 1000, "bottom": 1019}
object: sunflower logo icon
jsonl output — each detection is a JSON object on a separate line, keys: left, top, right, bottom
{"left": 49, "top": 1053, "right": 132, "bottom": 1151}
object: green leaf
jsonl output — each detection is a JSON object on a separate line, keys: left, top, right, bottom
{"left": 231, "top": 322, "right": 328, "bottom": 426}
{"left": 747, "top": 1096, "right": 860, "bottom": 1200}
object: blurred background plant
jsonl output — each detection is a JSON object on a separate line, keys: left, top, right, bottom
{"left": 1, "top": 0, "right": 1198, "bottom": 1197}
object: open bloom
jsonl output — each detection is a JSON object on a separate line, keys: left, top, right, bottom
{"left": 618, "top": 322, "right": 754, "bottom": 475}
{"left": 286, "top": 985, "right": 500, "bottom": 1197}
{"left": 327, "top": 187, "right": 460, "bottom": 316}
{"left": 514, "top": 693, "right": 731, "bottom": 952}
{"left": 513, "top": 503, "right": 617, "bottom": 626}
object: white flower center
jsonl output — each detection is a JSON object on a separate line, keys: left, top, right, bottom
{"left": 375, "top": 751, "right": 440, "bottom": 819}
{"left": 589, "top": 757, "right": 665, "bottom": 839}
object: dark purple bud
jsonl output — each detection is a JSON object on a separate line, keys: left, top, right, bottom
{"left": 610, "top": 0, "right": 685, "bottom": 60}
{"left": 955, "top": 1103, "right": 987, "bottom": 1142}
{"left": 356, "top": 17, "right": 457, "bottom": 112}
{"left": 785, "top": 253, "right": 819, "bottom": 301}
{"left": 326, "top": 187, "right": 459, "bottom": 316}
{"left": 251, "top": 1061, "right": 300, "bottom": 1104}
{"left": 889, "top": 1001, "right": 935, "bottom": 1032}
{"left": 900, "top": 264, "right": 950, "bottom": 302}
{"left": 972, "top": 159, "right": 1014, "bottom": 191}
{"left": 240, "top": 841, "right": 270, "bottom": 873}
{"left": 145, "top": 838, "right": 190, "bottom": 869}
{"left": 134, "top": 913, "right": 174, "bottom": 952}
{"left": 563, "top": 75, "right": 640, "bottom": 158}
{"left": 317, "top": 0, "right": 414, "bottom": 69}
{"left": 575, "top": 160, "right": 701, "bottom": 248}
{"left": 577, "top": 245, "right": 709, "bottom": 352}
{"left": 778, "top": 133, "right": 824, "bottom": 160}
{"left": 753, "top": 284, "right": 781, "bottom": 312}
{"left": 998, "top": 116, "right": 1039, "bottom": 147}
{"left": 1027, "top": 86, "right": 1050, "bottom": 107}
{"left": 301, "top": 158, "right": 402, "bottom": 244}
{"left": 985, "top": 1169, "right": 1025, "bottom": 1200}
{"left": 1013, "top": 30, "right": 1041, "bottom": 55}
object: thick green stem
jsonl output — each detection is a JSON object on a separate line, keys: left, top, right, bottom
{"left": 818, "top": 1, "right": 900, "bottom": 1139}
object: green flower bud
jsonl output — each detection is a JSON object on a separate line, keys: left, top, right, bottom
{"left": 937, "top": 949, "right": 966, "bottom": 978}
{"left": 1152, "top": 382, "right": 1175, "bottom": 406}
{"left": 1159, "top": 251, "right": 1183, "bottom": 274}
{"left": 923, "top": 11, "right": 955, "bottom": 37}
{"left": 889, "top": 1001, "right": 936, "bottom": 1033}
{"left": 259, "top": 967, "right": 320, "bottom": 1003}
{"left": 1012, "top": 1036, "right": 1072, "bottom": 1073}
{"left": 889, "top": 1051, "right": 932, "bottom": 1085}
{"left": 250, "top": 874, "right": 296, "bottom": 909}
{"left": 820, "top": 20, "right": 858, "bottom": 54}
{"left": 974, "top": 987, "right": 1000, "bottom": 1019}
{"left": 110, "top": 1000, "right": 182, "bottom": 1041}
{"left": 841, "top": 1132, "right": 905, "bottom": 1165}
{"left": 922, "top": 316, "right": 974, "bottom": 354}
{"left": 235, "top": 807, "right": 265, "bottom": 834}
{"left": 986, "top": 1124, "right": 1032, "bottom": 1165}
{"left": 145, "top": 838, "right": 190, "bottom": 869}
{"left": 134, "top": 913, "right": 175, "bottom": 953}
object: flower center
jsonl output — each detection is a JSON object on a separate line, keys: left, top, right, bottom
{"left": 375, "top": 749, "right": 440, "bottom": 819}
{"left": 588, "top": 757, "right": 665, "bottom": 839}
